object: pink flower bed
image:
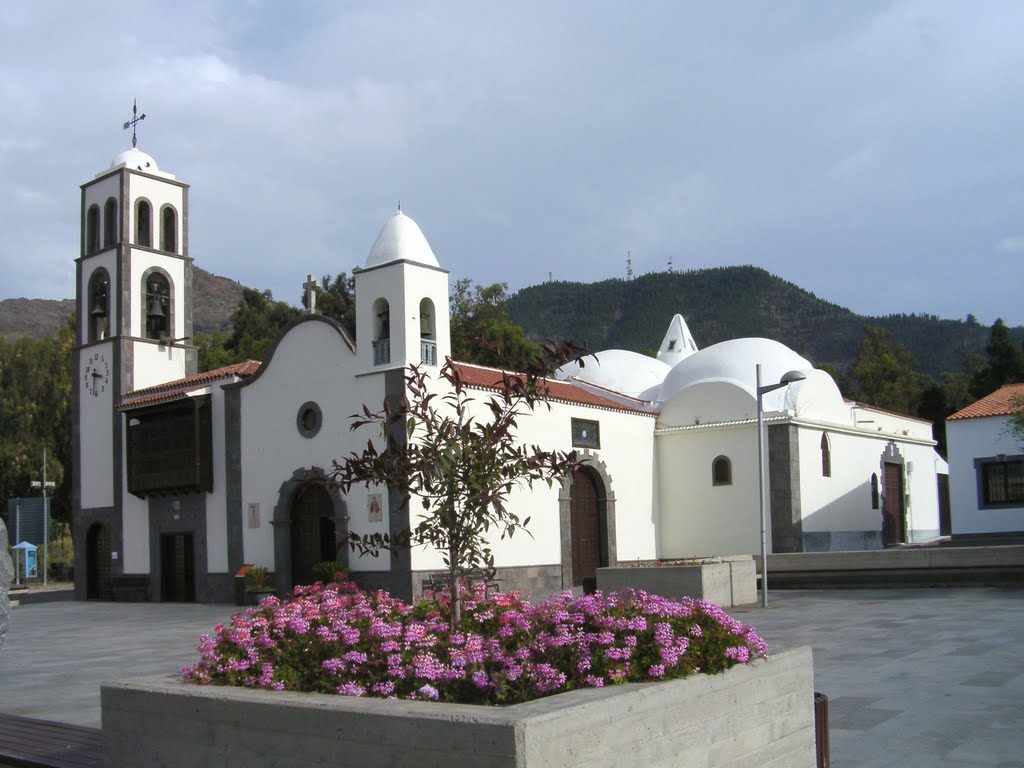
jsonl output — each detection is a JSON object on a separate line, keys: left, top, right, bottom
{"left": 183, "top": 581, "right": 768, "bottom": 705}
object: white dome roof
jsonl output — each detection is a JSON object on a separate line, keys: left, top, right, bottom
{"left": 365, "top": 210, "right": 440, "bottom": 269}
{"left": 658, "top": 337, "right": 812, "bottom": 405}
{"left": 556, "top": 349, "right": 672, "bottom": 399}
{"left": 110, "top": 147, "right": 159, "bottom": 172}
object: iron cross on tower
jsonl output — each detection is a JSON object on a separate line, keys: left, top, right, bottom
{"left": 122, "top": 99, "right": 147, "bottom": 148}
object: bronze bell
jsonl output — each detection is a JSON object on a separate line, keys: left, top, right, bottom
{"left": 147, "top": 297, "right": 165, "bottom": 319}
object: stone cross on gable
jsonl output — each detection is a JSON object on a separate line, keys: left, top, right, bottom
{"left": 303, "top": 274, "right": 319, "bottom": 314}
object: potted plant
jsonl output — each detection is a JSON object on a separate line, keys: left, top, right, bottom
{"left": 245, "top": 566, "right": 275, "bottom": 605}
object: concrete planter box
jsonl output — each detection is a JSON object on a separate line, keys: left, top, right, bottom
{"left": 597, "top": 556, "right": 757, "bottom": 607}
{"left": 102, "top": 646, "right": 815, "bottom": 767}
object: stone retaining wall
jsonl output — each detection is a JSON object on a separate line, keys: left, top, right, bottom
{"left": 102, "top": 646, "right": 815, "bottom": 767}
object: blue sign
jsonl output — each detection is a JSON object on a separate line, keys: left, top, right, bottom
{"left": 25, "top": 548, "right": 37, "bottom": 579}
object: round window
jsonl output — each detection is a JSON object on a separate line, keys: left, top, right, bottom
{"left": 296, "top": 401, "right": 322, "bottom": 438}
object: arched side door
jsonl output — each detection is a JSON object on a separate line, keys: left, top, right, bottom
{"left": 570, "top": 468, "right": 602, "bottom": 586}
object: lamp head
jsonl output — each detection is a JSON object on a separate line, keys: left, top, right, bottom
{"left": 780, "top": 370, "right": 807, "bottom": 385}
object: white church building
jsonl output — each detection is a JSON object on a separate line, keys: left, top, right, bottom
{"left": 72, "top": 145, "right": 947, "bottom": 603}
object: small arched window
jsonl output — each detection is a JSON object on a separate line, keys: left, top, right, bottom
{"left": 136, "top": 200, "right": 152, "bottom": 247}
{"left": 821, "top": 433, "right": 832, "bottom": 478}
{"left": 712, "top": 455, "right": 732, "bottom": 486}
{"left": 144, "top": 272, "right": 171, "bottom": 340}
{"left": 161, "top": 205, "right": 177, "bottom": 253}
{"left": 419, "top": 297, "right": 436, "bottom": 365}
{"left": 372, "top": 297, "right": 390, "bottom": 366}
{"left": 86, "top": 205, "right": 100, "bottom": 254}
{"left": 87, "top": 269, "right": 110, "bottom": 343}
{"left": 103, "top": 198, "right": 118, "bottom": 249}
{"left": 871, "top": 473, "right": 879, "bottom": 509}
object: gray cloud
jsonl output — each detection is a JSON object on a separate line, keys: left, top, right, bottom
{"left": 2, "top": 1, "right": 1022, "bottom": 325}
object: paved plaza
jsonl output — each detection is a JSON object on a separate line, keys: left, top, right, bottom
{"left": 1, "top": 587, "right": 1022, "bottom": 767}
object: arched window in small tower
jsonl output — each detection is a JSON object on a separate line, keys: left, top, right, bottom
{"left": 136, "top": 200, "right": 152, "bottom": 247}
{"left": 821, "top": 433, "right": 832, "bottom": 478}
{"left": 87, "top": 269, "right": 110, "bottom": 343}
{"left": 372, "top": 298, "right": 390, "bottom": 366}
{"left": 86, "top": 205, "right": 100, "bottom": 254}
{"left": 712, "top": 455, "right": 732, "bottom": 486}
{"left": 419, "top": 298, "right": 436, "bottom": 366}
{"left": 161, "top": 205, "right": 177, "bottom": 253}
{"left": 144, "top": 272, "right": 172, "bottom": 340}
{"left": 103, "top": 198, "right": 118, "bottom": 249}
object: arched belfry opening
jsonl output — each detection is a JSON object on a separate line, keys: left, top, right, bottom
{"left": 559, "top": 454, "right": 618, "bottom": 588}
{"left": 136, "top": 199, "right": 152, "bottom": 247}
{"left": 143, "top": 271, "right": 172, "bottom": 340}
{"left": 160, "top": 205, "right": 177, "bottom": 253}
{"left": 87, "top": 268, "right": 110, "bottom": 342}
{"left": 373, "top": 298, "right": 391, "bottom": 366}
{"left": 86, "top": 205, "right": 100, "bottom": 254}
{"left": 103, "top": 198, "right": 118, "bottom": 249}
{"left": 419, "top": 297, "right": 436, "bottom": 365}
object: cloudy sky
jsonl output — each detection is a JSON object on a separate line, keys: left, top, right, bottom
{"left": 2, "top": 1, "right": 1022, "bottom": 325}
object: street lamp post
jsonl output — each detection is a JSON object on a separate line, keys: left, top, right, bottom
{"left": 756, "top": 365, "right": 806, "bottom": 608}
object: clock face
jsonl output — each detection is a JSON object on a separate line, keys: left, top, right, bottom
{"left": 83, "top": 352, "right": 110, "bottom": 397}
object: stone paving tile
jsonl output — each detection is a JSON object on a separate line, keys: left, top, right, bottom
{"left": 1, "top": 587, "right": 1023, "bottom": 765}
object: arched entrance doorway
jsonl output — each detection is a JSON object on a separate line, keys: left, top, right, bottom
{"left": 86, "top": 523, "right": 112, "bottom": 600}
{"left": 569, "top": 468, "right": 602, "bottom": 586}
{"left": 291, "top": 485, "right": 335, "bottom": 587}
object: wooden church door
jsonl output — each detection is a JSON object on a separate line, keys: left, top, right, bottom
{"left": 882, "top": 463, "right": 906, "bottom": 546}
{"left": 570, "top": 469, "right": 602, "bottom": 585}
{"left": 291, "top": 486, "right": 333, "bottom": 587}
{"left": 86, "top": 523, "right": 112, "bottom": 600}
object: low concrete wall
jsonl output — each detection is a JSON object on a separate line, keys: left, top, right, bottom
{"left": 598, "top": 556, "right": 757, "bottom": 607}
{"left": 102, "top": 647, "right": 815, "bottom": 768}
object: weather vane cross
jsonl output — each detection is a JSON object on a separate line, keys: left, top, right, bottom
{"left": 122, "top": 99, "right": 147, "bottom": 148}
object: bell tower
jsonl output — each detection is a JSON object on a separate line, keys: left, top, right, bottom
{"left": 73, "top": 103, "right": 195, "bottom": 563}
{"left": 353, "top": 209, "right": 451, "bottom": 373}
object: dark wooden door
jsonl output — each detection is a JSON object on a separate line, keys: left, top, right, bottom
{"left": 570, "top": 469, "right": 601, "bottom": 586}
{"left": 291, "top": 487, "right": 333, "bottom": 587}
{"left": 86, "top": 524, "right": 112, "bottom": 600}
{"left": 160, "top": 533, "right": 195, "bottom": 602}
{"left": 882, "top": 463, "right": 906, "bottom": 546}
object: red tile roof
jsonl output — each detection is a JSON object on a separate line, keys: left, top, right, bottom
{"left": 449, "top": 361, "right": 655, "bottom": 416}
{"left": 118, "top": 360, "right": 262, "bottom": 409}
{"left": 947, "top": 382, "right": 1024, "bottom": 421}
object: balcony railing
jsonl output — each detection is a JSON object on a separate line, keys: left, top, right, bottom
{"left": 420, "top": 339, "right": 437, "bottom": 366}
{"left": 373, "top": 338, "right": 391, "bottom": 366}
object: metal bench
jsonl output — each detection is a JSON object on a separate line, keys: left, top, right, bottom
{"left": 0, "top": 713, "right": 103, "bottom": 768}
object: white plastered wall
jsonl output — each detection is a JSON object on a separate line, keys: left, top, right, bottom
{"left": 238, "top": 320, "right": 391, "bottom": 572}
{"left": 126, "top": 174, "right": 185, "bottom": 253}
{"left": 120, "top": 415, "right": 149, "bottom": 574}
{"left": 948, "top": 416, "right": 1023, "bottom": 534}
{"left": 407, "top": 372, "right": 658, "bottom": 573}
{"left": 206, "top": 385, "right": 229, "bottom": 573}
{"left": 78, "top": 344, "right": 116, "bottom": 510}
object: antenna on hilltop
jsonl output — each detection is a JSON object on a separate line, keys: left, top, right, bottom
{"left": 668, "top": 254, "right": 674, "bottom": 274}
{"left": 626, "top": 250, "right": 634, "bottom": 281}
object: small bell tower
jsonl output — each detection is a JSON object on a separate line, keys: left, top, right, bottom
{"left": 353, "top": 209, "right": 451, "bottom": 373}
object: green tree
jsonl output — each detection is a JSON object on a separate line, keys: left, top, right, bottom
{"left": 196, "top": 288, "right": 300, "bottom": 371}
{"left": 1009, "top": 394, "right": 1024, "bottom": 448}
{"left": 332, "top": 342, "right": 586, "bottom": 629}
{"left": 850, "top": 326, "right": 926, "bottom": 414}
{"left": 450, "top": 279, "right": 541, "bottom": 370}
{"left": 0, "top": 320, "right": 74, "bottom": 537}
{"left": 971, "top": 318, "right": 1024, "bottom": 398}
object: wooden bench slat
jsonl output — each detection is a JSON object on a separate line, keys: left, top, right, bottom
{"left": 0, "top": 714, "right": 102, "bottom": 768}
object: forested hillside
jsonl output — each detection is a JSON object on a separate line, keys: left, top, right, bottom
{"left": 506, "top": 267, "right": 1008, "bottom": 377}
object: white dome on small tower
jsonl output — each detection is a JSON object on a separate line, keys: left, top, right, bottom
{"left": 365, "top": 210, "right": 440, "bottom": 269}
{"left": 103, "top": 147, "right": 175, "bottom": 179}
